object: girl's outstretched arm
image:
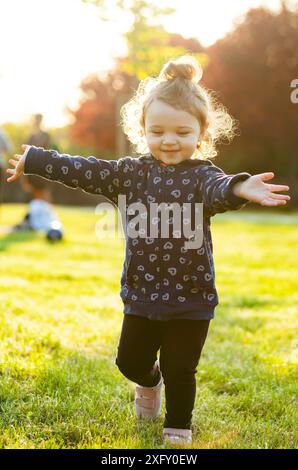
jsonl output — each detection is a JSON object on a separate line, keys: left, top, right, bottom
{"left": 232, "top": 172, "right": 290, "bottom": 207}
{"left": 7, "top": 145, "right": 136, "bottom": 205}
{"left": 197, "top": 162, "right": 252, "bottom": 216}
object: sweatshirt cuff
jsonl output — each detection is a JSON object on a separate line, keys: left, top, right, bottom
{"left": 24, "top": 146, "right": 45, "bottom": 175}
{"left": 225, "top": 172, "right": 251, "bottom": 207}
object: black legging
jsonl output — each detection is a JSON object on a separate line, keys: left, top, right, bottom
{"left": 115, "top": 314, "right": 210, "bottom": 430}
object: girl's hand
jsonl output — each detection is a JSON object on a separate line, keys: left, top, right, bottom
{"left": 6, "top": 144, "right": 31, "bottom": 182}
{"left": 232, "top": 172, "right": 290, "bottom": 206}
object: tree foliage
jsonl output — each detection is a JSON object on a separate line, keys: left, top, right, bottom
{"left": 203, "top": 5, "right": 298, "bottom": 193}
{"left": 71, "top": 0, "right": 205, "bottom": 154}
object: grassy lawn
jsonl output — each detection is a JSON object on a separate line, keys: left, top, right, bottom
{"left": 0, "top": 204, "right": 297, "bottom": 449}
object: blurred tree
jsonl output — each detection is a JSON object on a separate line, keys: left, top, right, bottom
{"left": 68, "top": 70, "right": 140, "bottom": 157}
{"left": 73, "top": 0, "right": 206, "bottom": 156}
{"left": 84, "top": 0, "right": 206, "bottom": 78}
{"left": 68, "top": 74, "right": 116, "bottom": 157}
{"left": 203, "top": 4, "right": 298, "bottom": 202}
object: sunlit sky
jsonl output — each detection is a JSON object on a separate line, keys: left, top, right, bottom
{"left": 0, "top": 0, "right": 283, "bottom": 127}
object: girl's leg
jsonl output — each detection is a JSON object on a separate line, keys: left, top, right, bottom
{"left": 115, "top": 314, "right": 163, "bottom": 387}
{"left": 159, "top": 319, "right": 210, "bottom": 430}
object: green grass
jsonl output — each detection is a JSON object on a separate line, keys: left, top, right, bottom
{"left": 0, "top": 204, "right": 297, "bottom": 449}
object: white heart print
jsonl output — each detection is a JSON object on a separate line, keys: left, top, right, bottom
{"left": 74, "top": 161, "right": 82, "bottom": 170}
{"left": 171, "top": 189, "right": 181, "bottom": 198}
{"left": 137, "top": 265, "right": 145, "bottom": 272}
{"left": 197, "top": 265, "right": 205, "bottom": 272}
{"left": 164, "top": 242, "right": 173, "bottom": 250}
{"left": 168, "top": 267, "right": 177, "bottom": 276}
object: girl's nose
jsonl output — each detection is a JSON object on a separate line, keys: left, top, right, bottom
{"left": 162, "top": 136, "right": 177, "bottom": 145}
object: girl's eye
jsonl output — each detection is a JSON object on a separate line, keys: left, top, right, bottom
{"left": 151, "top": 132, "right": 189, "bottom": 136}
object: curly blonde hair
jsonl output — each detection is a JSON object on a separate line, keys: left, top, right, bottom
{"left": 120, "top": 55, "right": 237, "bottom": 159}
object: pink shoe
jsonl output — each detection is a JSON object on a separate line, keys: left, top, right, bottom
{"left": 163, "top": 428, "right": 192, "bottom": 445}
{"left": 134, "top": 362, "right": 163, "bottom": 419}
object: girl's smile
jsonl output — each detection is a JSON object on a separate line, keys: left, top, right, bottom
{"left": 144, "top": 100, "right": 201, "bottom": 165}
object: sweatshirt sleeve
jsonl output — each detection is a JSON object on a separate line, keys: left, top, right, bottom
{"left": 24, "top": 146, "right": 135, "bottom": 205}
{"left": 197, "top": 162, "right": 251, "bottom": 217}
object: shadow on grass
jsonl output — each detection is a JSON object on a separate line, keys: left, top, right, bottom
{"left": 0, "top": 343, "right": 166, "bottom": 449}
{"left": 0, "top": 229, "right": 65, "bottom": 252}
{"left": 0, "top": 230, "right": 39, "bottom": 252}
{"left": 222, "top": 315, "right": 267, "bottom": 333}
{"left": 222, "top": 296, "right": 277, "bottom": 309}
{"left": 0, "top": 332, "right": 295, "bottom": 448}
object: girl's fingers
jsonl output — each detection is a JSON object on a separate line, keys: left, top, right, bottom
{"left": 8, "top": 159, "right": 18, "bottom": 167}
{"left": 267, "top": 184, "right": 290, "bottom": 192}
{"left": 259, "top": 172, "right": 274, "bottom": 181}
{"left": 270, "top": 193, "right": 291, "bottom": 200}
{"left": 6, "top": 174, "right": 16, "bottom": 182}
{"left": 261, "top": 198, "right": 287, "bottom": 206}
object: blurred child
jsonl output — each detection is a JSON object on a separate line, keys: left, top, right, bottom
{"left": 13, "top": 114, "right": 62, "bottom": 240}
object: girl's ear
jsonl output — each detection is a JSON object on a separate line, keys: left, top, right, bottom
{"left": 203, "top": 130, "right": 212, "bottom": 144}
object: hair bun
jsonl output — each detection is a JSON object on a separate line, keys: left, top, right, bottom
{"left": 159, "top": 55, "right": 203, "bottom": 83}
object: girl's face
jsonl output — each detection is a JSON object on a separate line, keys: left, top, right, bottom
{"left": 144, "top": 99, "right": 201, "bottom": 165}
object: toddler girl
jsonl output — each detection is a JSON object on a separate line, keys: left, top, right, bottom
{"left": 7, "top": 55, "right": 290, "bottom": 446}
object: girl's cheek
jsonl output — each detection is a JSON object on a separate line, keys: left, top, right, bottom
{"left": 150, "top": 138, "right": 159, "bottom": 147}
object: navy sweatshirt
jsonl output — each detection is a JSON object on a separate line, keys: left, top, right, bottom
{"left": 24, "top": 147, "right": 251, "bottom": 321}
